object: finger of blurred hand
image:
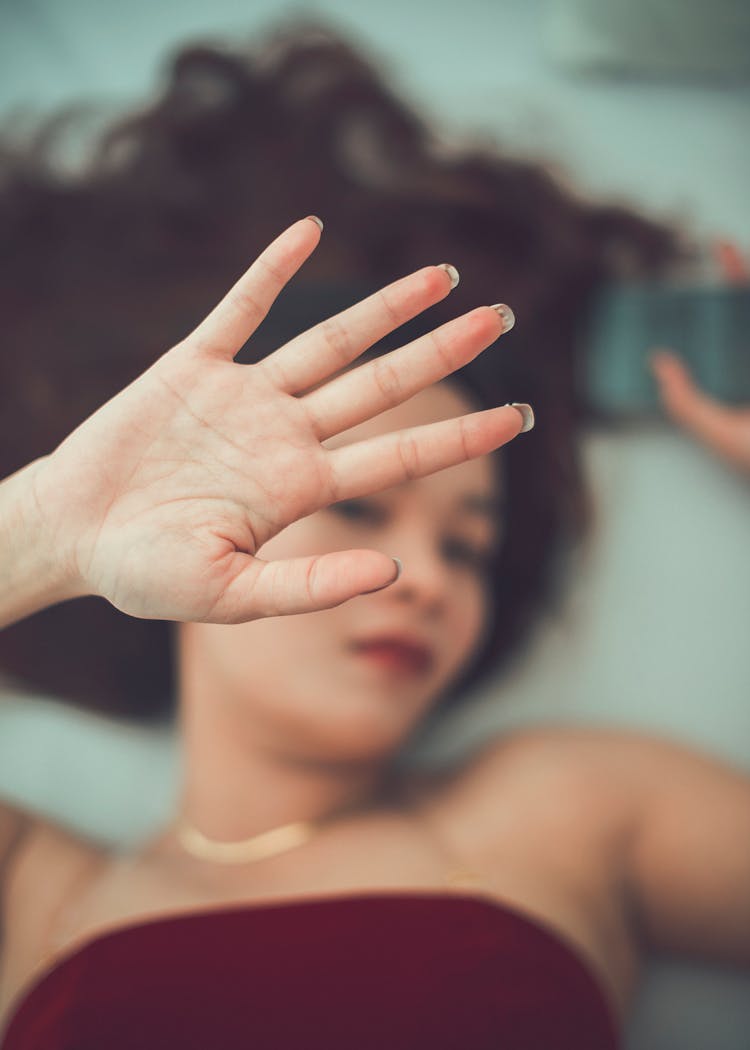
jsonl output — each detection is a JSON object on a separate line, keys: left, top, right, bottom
{"left": 650, "top": 350, "right": 750, "bottom": 468}
{"left": 325, "top": 404, "right": 526, "bottom": 502}
{"left": 186, "top": 217, "right": 322, "bottom": 361}
{"left": 651, "top": 349, "right": 723, "bottom": 428}
{"left": 650, "top": 350, "right": 701, "bottom": 413}
{"left": 202, "top": 548, "right": 402, "bottom": 622}
{"left": 303, "top": 305, "right": 508, "bottom": 440}
{"left": 712, "top": 238, "right": 749, "bottom": 284}
{"left": 262, "top": 264, "right": 458, "bottom": 395}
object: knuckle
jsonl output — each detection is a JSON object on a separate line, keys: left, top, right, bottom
{"left": 258, "top": 253, "right": 288, "bottom": 285}
{"left": 397, "top": 433, "right": 421, "bottom": 481}
{"left": 230, "top": 285, "right": 267, "bottom": 325}
{"left": 377, "top": 287, "right": 403, "bottom": 328}
{"left": 427, "top": 325, "right": 459, "bottom": 372}
{"left": 457, "top": 415, "right": 472, "bottom": 461}
{"left": 319, "top": 453, "right": 342, "bottom": 504}
{"left": 372, "top": 356, "right": 403, "bottom": 403}
{"left": 319, "top": 316, "right": 352, "bottom": 369}
{"left": 304, "top": 555, "right": 319, "bottom": 604}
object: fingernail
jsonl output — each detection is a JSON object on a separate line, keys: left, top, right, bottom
{"left": 306, "top": 215, "right": 324, "bottom": 231}
{"left": 490, "top": 303, "right": 515, "bottom": 333}
{"left": 505, "top": 402, "right": 534, "bottom": 433}
{"left": 361, "top": 557, "right": 403, "bottom": 595}
{"left": 437, "top": 263, "right": 460, "bottom": 289}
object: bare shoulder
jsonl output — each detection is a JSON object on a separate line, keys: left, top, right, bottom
{"left": 1, "top": 797, "right": 107, "bottom": 955}
{"left": 451, "top": 721, "right": 713, "bottom": 788}
{"left": 431, "top": 722, "right": 737, "bottom": 838}
{"left": 429, "top": 721, "right": 645, "bottom": 792}
{"left": 467, "top": 722, "right": 747, "bottom": 793}
{"left": 0, "top": 801, "right": 35, "bottom": 874}
{"left": 421, "top": 723, "right": 663, "bottom": 851}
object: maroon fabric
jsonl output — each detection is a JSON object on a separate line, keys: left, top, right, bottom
{"left": 1, "top": 893, "right": 620, "bottom": 1049}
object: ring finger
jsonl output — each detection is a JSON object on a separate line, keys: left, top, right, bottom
{"left": 261, "top": 264, "right": 457, "bottom": 394}
{"left": 303, "top": 303, "right": 514, "bottom": 441}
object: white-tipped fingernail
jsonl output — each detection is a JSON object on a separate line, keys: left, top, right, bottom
{"left": 437, "top": 263, "right": 460, "bottom": 289}
{"left": 362, "top": 557, "right": 403, "bottom": 595}
{"left": 505, "top": 402, "right": 534, "bottom": 433}
{"left": 490, "top": 303, "right": 515, "bottom": 333}
{"left": 306, "top": 215, "right": 324, "bottom": 231}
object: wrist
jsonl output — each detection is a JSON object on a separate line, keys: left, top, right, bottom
{"left": 0, "top": 457, "right": 88, "bottom": 628}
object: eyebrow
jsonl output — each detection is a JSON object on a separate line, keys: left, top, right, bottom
{"left": 459, "top": 493, "right": 507, "bottom": 519}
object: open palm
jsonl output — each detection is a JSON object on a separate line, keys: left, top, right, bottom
{"left": 33, "top": 217, "right": 523, "bottom": 624}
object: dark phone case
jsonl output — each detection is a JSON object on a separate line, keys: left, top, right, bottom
{"left": 578, "top": 283, "right": 750, "bottom": 416}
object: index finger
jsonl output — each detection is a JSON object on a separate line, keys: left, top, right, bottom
{"left": 186, "top": 216, "right": 324, "bottom": 361}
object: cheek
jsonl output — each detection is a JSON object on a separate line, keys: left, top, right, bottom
{"left": 442, "top": 580, "right": 490, "bottom": 674}
{"left": 192, "top": 610, "right": 346, "bottom": 723}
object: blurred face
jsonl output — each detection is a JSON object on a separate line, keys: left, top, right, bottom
{"left": 178, "top": 380, "right": 503, "bottom": 765}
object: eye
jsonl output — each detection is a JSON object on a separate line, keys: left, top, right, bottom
{"left": 442, "top": 537, "right": 493, "bottom": 571}
{"left": 329, "top": 498, "right": 385, "bottom": 523}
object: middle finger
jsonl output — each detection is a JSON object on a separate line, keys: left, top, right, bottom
{"left": 261, "top": 264, "right": 457, "bottom": 394}
{"left": 303, "top": 304, "right": 513, "bottom": 441}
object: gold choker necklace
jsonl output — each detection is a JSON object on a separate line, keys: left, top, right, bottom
{"left": 176, "top": 817, "right": 320, "bottom": 864}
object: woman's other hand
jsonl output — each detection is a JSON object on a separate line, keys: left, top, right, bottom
{"left": 649, "top": 239, "right": 750, "bottom": 476}
{"left": 649, "top": 351, "right": 750, "bottom": 473}
{"left": 30, "top": 217, "right": 523, "bottom": 624}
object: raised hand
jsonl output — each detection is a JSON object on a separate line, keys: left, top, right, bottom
{"left": 650, "top": 351, "right": 750, "bottom": 474}
{"left": 30, "top": 217, "right": 525, "bottom": 623}
{"left": 649, "top": 238, "right": 750, "bottom": 477}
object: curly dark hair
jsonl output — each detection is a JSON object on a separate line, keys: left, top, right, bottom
{"left": 0, "top": 18, "right": 684, "bottom": 722}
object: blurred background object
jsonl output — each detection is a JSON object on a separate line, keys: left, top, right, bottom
{"left": 581, "top": 279, "right": 750, "bottom": 416}
{"left": 0, "top": 3, "right": 748, "bottom": 1048}
{"left": 544, "top": 0, "right": 750, "bottom": 79}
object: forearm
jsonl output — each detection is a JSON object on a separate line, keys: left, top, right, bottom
{"left": 0, "top": 457, "right": 82, "bottom": 629}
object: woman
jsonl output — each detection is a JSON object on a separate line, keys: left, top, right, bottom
{"left": 0, "top": 25, "right": 748, "bottom": 1050}
{"left": 0, "top": 214, "right": 748, "bottom": 1049}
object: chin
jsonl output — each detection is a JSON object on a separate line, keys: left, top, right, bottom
{"left": 277, "top": 700, "right": 428, "bottom": 767}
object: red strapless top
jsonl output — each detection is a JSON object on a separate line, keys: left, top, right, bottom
{"left": 0, "top": 892, "right": 620, "bottom": 1049}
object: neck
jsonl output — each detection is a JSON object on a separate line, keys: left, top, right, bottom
{"left": 174, "top": 720, "right": 382, "bottom": 841}
{"left": 150, "top": 633, "right": 393, "bottom": 865}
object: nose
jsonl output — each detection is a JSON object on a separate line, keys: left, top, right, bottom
{"left": 381, "top": 528, "right": 451, "bottom": 617}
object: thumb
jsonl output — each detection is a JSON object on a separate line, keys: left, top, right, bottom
{"left": 650, "top": 349, "right": 705, "bottom": 423}
{"left": 210, "top": 550, "right": 402, "bottom": 622}
{"left": 649, "top": 349, "right": 741, "bottom": 458}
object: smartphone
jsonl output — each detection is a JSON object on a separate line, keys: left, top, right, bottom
{"left": 578, "top": 282, "right": 750, "bottom": 416}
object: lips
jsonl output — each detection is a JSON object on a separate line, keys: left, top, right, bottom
{"left": 349, "top": 634, "right": 435, "bottom": 675}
